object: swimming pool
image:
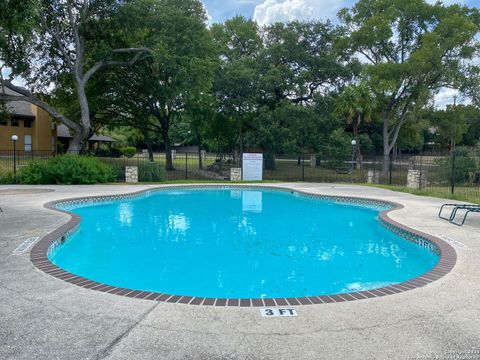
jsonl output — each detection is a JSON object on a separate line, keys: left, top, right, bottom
{"left": 46, "top": 187, "right": 442, "bottom": 300}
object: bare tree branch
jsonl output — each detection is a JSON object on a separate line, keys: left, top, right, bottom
{"left": 40, "top": 10, "right": 75, "bottom": 74}
{"left": 66, "top": 0, "right": 83, "bottom": 76}
{"left": 387, "top": 96, "right": 412, "bottom": 151}
{"left": 82, "top": 48, "right": 151, "bottom": 83}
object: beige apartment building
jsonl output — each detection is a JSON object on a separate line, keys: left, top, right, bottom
{"left": 0, "top": 89, "right": 56, "bottom": 151}
{"left": 1, "top": 89, "right": 114, "bottom": 152}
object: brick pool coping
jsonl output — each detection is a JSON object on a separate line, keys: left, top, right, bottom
{"left": 30, "top": 185, "right": 457, "bottom": 306}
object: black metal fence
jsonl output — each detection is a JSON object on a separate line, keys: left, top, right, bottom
{"left": 1, "top": 149, "right": 479, "bottom": 202}
{"left": 0, "top": 150, "right": 53, "bottom": 182}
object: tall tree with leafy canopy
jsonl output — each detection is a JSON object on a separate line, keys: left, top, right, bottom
{"left": 251, "top": 20, "right": 357, "bottom": 168}
{"left": 98, "top": 0, "right": 215, "bottom": 170}
{"left": 340, "top": 0, "right": 480, "bottom": 172}
{"left": 184, "top": 92, "right": 216, "bottom": 169}
{"left": 211, "top": 16, "right": 262, "bottom": 164}
{"left": 335, "top": 83, "right": 376, "bottom": 166}
{"left": 259, "top": 21, "right": 357, "bottom": 108}
{"left": 0, "top": 0, "right": 149, "bottom": 151}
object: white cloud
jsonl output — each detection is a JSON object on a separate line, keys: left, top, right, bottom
{"left": 253, "top": 0, "right": 349, "bottom": 26}
{"left": 434, "top": 88, "right": 465, "bottom": 109}
{"left": 253, "top": 0, "right": 313, "bottom": 26}
{"left": 202, "top": 4, "right": 213, "bottom": 26}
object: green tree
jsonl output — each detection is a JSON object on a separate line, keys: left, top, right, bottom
{"left": 99, "top": 0, "right": 215, "bottom": 170}
{"left": 335, "top": 83, "right": 376, "bottom": 166}
{"left": 212, "top": 16, "right": 262, "bottom": 164}
{"left": 340, "top": 0, "right": 480, "bottom": 172}
{"left": 259, "top": 21, "right": 357, "bottom": 107}
{"left": 0, "top": 0, "right": 148, "bottom": 151}
{"left": 461, "top": 106, "right": 480, "bottom": 146}
{"left": 184, "top": 93, "right": 216, "bottom": 169}
{"left": 429, "top": 104, "right": 470, "bottom": 149}
{"left": 249, "top": 103, "right": 318, "bottom": 169}
{"left": 252, "top": 20, "right": 357, "bottom": 168}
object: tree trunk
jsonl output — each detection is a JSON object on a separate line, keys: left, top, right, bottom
{"left": 382, "top": 112, "right": 391, "bottom": 174}
{"left": 70, "top": 80, "right": 92, "bottom": 152}
{"left": 264, "top": 151, "right": 276, "bottom": 170}
{"left": 196, "top": 129, "right": 203, "bottom": 170}
{"left": 162, "top": 129, "right": 174, "bottom": 171}
{"left": 238, "top": 117, "right": 243, "bottom": 167}
{"left": 146, "top": 142, "right": 154, "bottom": 162}
{"left": 142, "top": 128, "right": 154, "bottom": 161}
{"left": 68, "top": 132, "right": 84, "bottom": 153}
{"left": 353, "top": 115, "right": 362, "bottom": 169}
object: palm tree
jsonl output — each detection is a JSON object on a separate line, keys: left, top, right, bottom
{"left": 335, "top": 84, "right": 376, "bottom": 168}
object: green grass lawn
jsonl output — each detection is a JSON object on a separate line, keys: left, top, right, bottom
{"left": 116, "top": 179, "right": 280, "bottom": 185}
{"left": 362, "top": 184, "right": 479, "bottom": 204}
{"left": 263, "top": 158, "right": 400, "bottom": 183}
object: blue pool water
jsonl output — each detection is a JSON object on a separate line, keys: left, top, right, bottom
{"left": 50, "top": 188, "right": 439, "bottom": 298}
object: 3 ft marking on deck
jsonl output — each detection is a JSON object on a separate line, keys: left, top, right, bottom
{"left": 260, "top": 308, "right": 298, "bottom": 317}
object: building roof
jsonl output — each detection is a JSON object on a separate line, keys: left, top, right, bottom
{"left": 3, "top": 88, "right": 35, "bottom": 117}
{"left": 57, "top": 124, "right": 116, "bottom": 142}
{"left": 3, "top": 88, "right": 115, "bottom": 143}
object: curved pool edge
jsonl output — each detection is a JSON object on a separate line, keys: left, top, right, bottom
{"left": 30, "top": 184, "right": 457, "bottom": 306}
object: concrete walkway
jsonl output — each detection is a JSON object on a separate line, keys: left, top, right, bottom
{"left": 0, "top": 183, "right": 478, "bottom": 360}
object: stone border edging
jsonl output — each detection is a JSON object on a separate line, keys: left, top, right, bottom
{"left": 30, "top": 184, "right": 457, "bottom": 306}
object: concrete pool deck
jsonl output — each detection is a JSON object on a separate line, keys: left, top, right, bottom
{"left": 0, "top": 183, "right": 479, "bottom": 359}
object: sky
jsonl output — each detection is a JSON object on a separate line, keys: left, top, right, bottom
{"left": 203, "top": 0, "right": 476, "bottom": 26}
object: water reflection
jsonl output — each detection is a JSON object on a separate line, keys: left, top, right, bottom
{"left": 118, "top": 203, "right": 133, "bottom": 226}
{"left": 168, "top": 213, "right": 189, "bottom": 232}
{"left": 230, "top": 190, "right": 242, "bottom": 199}
{"left": 242, "top": 191, "right": 262, "bottom": 212}
{"left": 153, "top": 212, "right": 191, "bottom": 243}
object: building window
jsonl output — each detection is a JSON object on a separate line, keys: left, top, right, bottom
{"left": 24, "top": 135, "right": 32, "bottom": 151}
{"left": 10, "top": 118, "right": 19, "bottom": 127}
{"left": 24, "top": 118, "right": 33, "bottom": 128}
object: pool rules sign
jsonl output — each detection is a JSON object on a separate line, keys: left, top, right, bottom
{"left": 242, "top": 153, "right": 263, "bottom": 181}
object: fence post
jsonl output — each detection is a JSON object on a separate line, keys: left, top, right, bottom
{"left": 451, "top": 150, "right": 456, "bottom": 194}
{"left": 185, "top": 152, "right": 188, "bottom": 180}
{"left": 389, "top": 152, "right": 393, "bottom": 185}
{"left": 419, "top": 153, "right": 422, "bottom": 188}
{"left": 301, "top": 153, "right": 305, "bottom": 181}
{"left": 13, "top": 149, "right": 17, "bottom": 184}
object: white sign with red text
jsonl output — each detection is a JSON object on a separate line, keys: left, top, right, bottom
{"left": 242, "top": 153, "right": 263, "bottom": 181}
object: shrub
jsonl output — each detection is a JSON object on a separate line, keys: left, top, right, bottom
{"left": 0, "top": 171, "right": 15, "bottom": 184}
{"left": 19, "top": 155, "right": 115, "bottom": 184}
{"left": 138, "top": 162, "right": 164, "bottom": 182}
{"left": 121, "top": 146, "right": 137, "bottom": 158}
{"left": 17, "top": 162, "right": 53, "bottom": 184}
{"left": 94, "top": 145, "right": 123, "bottom": 158}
